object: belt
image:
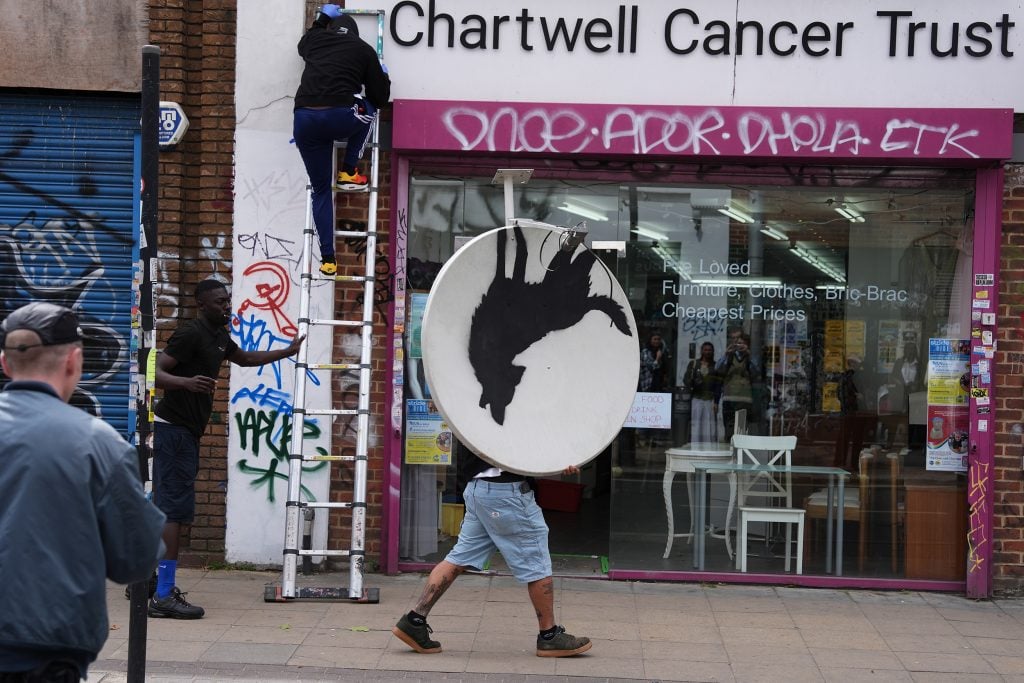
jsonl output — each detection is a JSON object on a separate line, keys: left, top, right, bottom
{"left": 478, "top": 473, "right": 526, "bottom": 483}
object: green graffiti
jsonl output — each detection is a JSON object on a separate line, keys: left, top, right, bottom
{"left": 234, "top": 408, "right": 328, "bottom": 503}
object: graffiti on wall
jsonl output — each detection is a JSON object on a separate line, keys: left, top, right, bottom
{"left": 228, "top": 161, "right": 333, "bottom": 512}
{"left": 967, "top": 459, "right": 989, "bottom": 574}
{"left": 0, "top": 119, "right": 132, "bottom": 428}
{"left": 340, "top": 219, "right": 395, "bottom": 321}
{"left": 230, "top": 306, "right": 325, "bottom": 502}
{"left": 435, "top": 104, "right": 996, "bottom": 159}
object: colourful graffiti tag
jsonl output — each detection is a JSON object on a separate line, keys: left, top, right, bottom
{"left": 237, "top": 260, "right": 298, "bottom": 336}
{"left": 967, "top": 460, "right": 989, "bottom": 574}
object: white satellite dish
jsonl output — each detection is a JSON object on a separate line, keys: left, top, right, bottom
{"left": 421, "top": 220, "right": 640, "bottom": 476}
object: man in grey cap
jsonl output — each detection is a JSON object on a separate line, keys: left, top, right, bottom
{"left": 0, "top": 302, "right": 166, "bottom": 681}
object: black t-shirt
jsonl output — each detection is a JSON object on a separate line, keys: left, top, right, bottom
{"left": 154, "top": 318, "right": 238, "bottom": 439}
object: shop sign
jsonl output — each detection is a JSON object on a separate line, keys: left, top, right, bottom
{"left": 348, "top": 1, "right": 1024, "bottom": 109}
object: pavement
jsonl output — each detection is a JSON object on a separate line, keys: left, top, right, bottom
{"left": 86, "top": 567, "right": 1024, "bottom": 682}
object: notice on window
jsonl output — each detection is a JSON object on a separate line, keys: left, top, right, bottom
{"left": 408, "top": 292, "right": 428, "bottom": 359}
{"left": 623, "top": 392, "right": 672, "bottom": 429}
{"left": 925, "top": 339, "right": 969, "bottom": 472}
{"left": 405, "top": 399, "right": 452, "bottom": 465}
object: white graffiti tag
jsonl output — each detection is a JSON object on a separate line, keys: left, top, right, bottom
{"left": 440, "top": 106, "right": 983, "bottom": 159}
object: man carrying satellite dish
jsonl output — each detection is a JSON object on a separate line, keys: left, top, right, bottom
{"left": 392, "top": 455, "right": 591, "bottom": 657}
{"left": 394, "top": 220, "right": 639, "bottom": 657}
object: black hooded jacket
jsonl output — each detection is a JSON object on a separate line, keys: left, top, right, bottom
{"left": 295, "top": 14, "right": 391, "bottom": 110}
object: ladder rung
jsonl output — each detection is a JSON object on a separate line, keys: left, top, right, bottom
{"left": 308, "top": 318, "right": 371, "bottom": 327}
{"left": 311, "top": 274, "right": 372, "bottom": 283}
{"left": 298, "top": 549, "right": 351, "bottom": 557}
{"left": 334, "top": 229, "right": 376, "bottom": 238}
{"left": 307, "top": 363, "right": 367, "bottom": 371}
{"left": 303, "top": 455, "right": 357, "bottom": 462}
{"left": 306, "top": 408, "right": 361, "bottom": 416}
{"left": 306, "top": 501, "right": 354, "bottom": 510}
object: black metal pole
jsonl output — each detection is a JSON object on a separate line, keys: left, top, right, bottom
{"left": 127, "top": 43, "right": 160, "bottom": 683}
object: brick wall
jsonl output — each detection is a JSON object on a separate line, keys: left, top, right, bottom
{"left": 995, "top": 153, "right": 1024, "bottom": 594}
{"left": 148, "top": 0, "right": 392, "bottom": 568}
{"left": 150, "top": 0, "right": 238, "bottom": 566}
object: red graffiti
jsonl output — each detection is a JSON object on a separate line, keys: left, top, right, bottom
{"left": 238, "top": 261, "right": 297, "bottom": 336}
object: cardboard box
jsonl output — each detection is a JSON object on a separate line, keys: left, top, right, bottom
{"left": 440, "top": 503, "right": 465, "bottom": 536}
{"left": 535, "top": 479, "right": 584, "bottom": 513}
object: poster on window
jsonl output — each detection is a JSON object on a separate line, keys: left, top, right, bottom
{"left": 824, "top": 320, "right": 845, "bottom": 373}
{"left": 408, "top": 292, "right": 428, "bottom": 359}
{"left": 878, "top": 320, "right": 900, "bottom": 374}
{"left": 925, "top": 339, "right": 970, "bottom": 472}
{"left": 405, "top": 399, "right": 453, "bottom": 465}
{"left": 623, "top": 392, "right": 672, "bottom": 429}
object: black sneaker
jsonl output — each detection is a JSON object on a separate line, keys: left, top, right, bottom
{"left": 536, "top": 625, "right": 592, "bottom": 657}
{"left": 148, "top": 587, "right": 205, "bottom": 619}
{"left": 392, "top": 613, "right": 441, "bottom": 653}
{"left": 124, "top": 573, "right": 158, "bottom": 601}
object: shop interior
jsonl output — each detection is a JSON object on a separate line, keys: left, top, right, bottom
{"left": 399, "top": 166, "right": 975, "bottom": 582}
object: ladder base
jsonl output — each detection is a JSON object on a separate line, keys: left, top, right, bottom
{"left": 263, "top": 584, "right": 380, "bottom": 604}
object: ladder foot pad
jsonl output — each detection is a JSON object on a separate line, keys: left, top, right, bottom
{"left": 264, "top": 584, "right": 380, "bottom": 603}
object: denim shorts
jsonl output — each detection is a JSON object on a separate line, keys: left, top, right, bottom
{"left": 153, "top": 422, "right": 199, "bottom": 523}
{"left": 444, "top": 479, "right": 551, "bottom": 583}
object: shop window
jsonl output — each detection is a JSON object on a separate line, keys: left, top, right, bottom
{"left": 398, "top": 167, "right": 974, "bottom": 582}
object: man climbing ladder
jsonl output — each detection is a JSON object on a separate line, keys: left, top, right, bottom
{"left": 293, "top": 3, "right": 391, "bottom": 276}
{"left": 267, "top": 6, "right": 386, "bottom": 605}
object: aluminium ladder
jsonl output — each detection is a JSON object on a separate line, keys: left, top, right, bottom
{"left": 266, "top": 8, "right": 386, "bottom": 604}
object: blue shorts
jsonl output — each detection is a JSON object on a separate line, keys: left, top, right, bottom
{"left": 445, "top": 479, "right": 552, "bottom": 583}
{"left": 153, "top": 422, "right": 199, "bottom": 524}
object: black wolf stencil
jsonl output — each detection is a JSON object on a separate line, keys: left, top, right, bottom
{"left": 468, "top": 225, "right": 633, "bottom": 425}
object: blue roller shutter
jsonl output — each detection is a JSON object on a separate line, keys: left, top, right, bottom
{"left": 0, "top": 92, "right": 139, "bottom": 437}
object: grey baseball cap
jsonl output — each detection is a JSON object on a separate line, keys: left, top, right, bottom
{"left": 0, "top": 302, "right": 84, "bottom": 351}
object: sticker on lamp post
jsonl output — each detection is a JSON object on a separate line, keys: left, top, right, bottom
{"left": 158, "top": 101, "right": 188, "bottom": 148}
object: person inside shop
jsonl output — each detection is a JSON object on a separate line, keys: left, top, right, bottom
{"left": 633, "top": 332, "right": 671, "bottom": 450}
{"left": 887, "top": 341, "right": 925, "bottom": 447}
{"left": 293, "top": 3, "right": 391, "bottom": 276}
{"left": 835, "top": 354, "right": 869, "bottom": 470}
{"left": 639, "top": 332, "right": 670, "bottom": 393}
{"left": 683, "top": 341, "right": 721, "bottom": 444}
{"left": 716, "top": 329, "right": 756, "bottom": 442}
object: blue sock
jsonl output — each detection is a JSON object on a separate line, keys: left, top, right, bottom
{"left": 156, "top": 560, "right": 176, "bottom": 598}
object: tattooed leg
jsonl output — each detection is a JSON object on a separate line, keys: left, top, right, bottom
{"left": 413, "top": 560, "right": 464, "bottom": 616}
{"left": 527, "top": 576, "right": 556, "bottom": 630}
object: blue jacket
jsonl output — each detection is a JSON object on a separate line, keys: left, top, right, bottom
{"left": 0, "top": 382, "right": 166, "bottom": 674}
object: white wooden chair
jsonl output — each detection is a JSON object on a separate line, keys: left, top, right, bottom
{"left": 731, "top": 434, "right": 804, "bottom": 574}
{"left": 734, "top": 408, "right": 748, "bottom": 437}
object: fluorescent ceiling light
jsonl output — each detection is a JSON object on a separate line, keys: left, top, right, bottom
{"left": 793, "top": 247, "right": 845, "bottom": 283}
{"left": 691, "top": 278, "right": 783, "bottom": 288}
{"left": 760, "top": 224, "right": 787, "bottom": 241}
{"left": 717, "top": 206, "right": 754, "bottom": 223}
{"left": 835, "top": 204, "right": 865, "bottom": 223}
{"left": 631, "top": 222, "right": 668, "bottom": 241}
{"left": 559, "top": 202, "right": 608, "bottom": 222}
{"left": 652, "top": 243, "right": 689, "bottom": 279}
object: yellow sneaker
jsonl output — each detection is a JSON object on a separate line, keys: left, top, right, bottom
{"left": 336, "top": 170, "right": 368, "bottom": 191}
{"left": 319, "top": 259, "right": 337, "bottom": 276}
